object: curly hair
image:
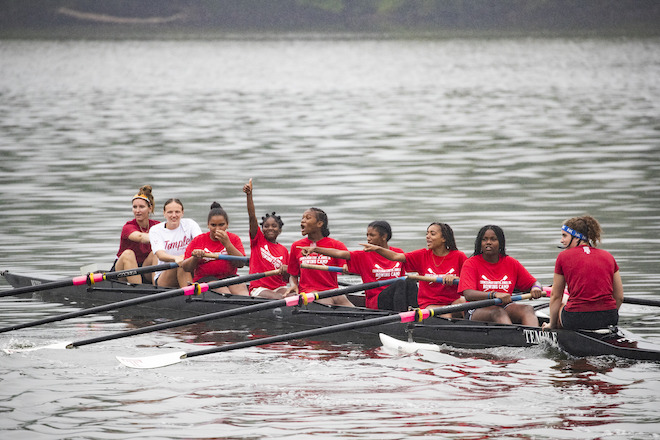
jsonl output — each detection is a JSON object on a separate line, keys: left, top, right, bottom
{"left": 563, "top": 215, "right": 602, "bottom": 247}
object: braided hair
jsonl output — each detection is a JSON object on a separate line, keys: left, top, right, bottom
{"left": 309, "top": 207, "right": 330, "bottom": 237}
{"left": 429, "top": 222, "right": 459, "bottom": 251}
{"left": 368, "top": 220, "right": 392, "bottom": 241}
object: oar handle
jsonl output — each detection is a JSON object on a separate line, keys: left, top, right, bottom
{"left": 407, "top": 274, "right": 459, "bottom": 285}
{"left": 0, "top": 262, "right": 179, "bottom": 298}
{"left": 300, "top": 263, "right": 344, "bottom": 273}
{"left": 203, "top": 253, "right": 249, "bottom": 263}
{"left": 0, "top": 269, "right": 277, "bottom": 335}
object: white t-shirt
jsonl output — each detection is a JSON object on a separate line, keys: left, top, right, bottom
{"left": 150, "top": 218, "right": 203, "bottom": 280}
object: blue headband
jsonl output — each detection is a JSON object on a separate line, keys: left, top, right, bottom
{"left": 562, "top": 225, "right": 587, "bottom": 241}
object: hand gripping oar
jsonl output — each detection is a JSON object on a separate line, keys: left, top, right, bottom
{"left": 53, "top": 277, "right": 407, "bottom": 350}
{"left": 203, "top": 253, "right": 250, "bottom": 263}
{"left": 0, "top": 263, "right": 179, "bottom": 298}
{"left": 0, "top": 270, "right": 280, "bottom": 334}
{"left": 116, "top": 292, "right": 533, "bottom": 369}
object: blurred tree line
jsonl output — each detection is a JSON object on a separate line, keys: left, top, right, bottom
{"left": 1, "top": 0, "right": 659, "bottom": 36}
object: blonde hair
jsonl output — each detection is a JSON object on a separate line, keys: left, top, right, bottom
{"left": 563, "top": 215, "right": 602, "bottom": 247}
{"left": 132, "top": 185, "right": 155, "bottom": 213}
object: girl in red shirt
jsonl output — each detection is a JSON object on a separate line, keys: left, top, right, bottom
{"left": 298, "top": 220, "right": 406, "bottom": 310}
{"left": 362, "top": 222, "right": 467, "bottom": 316}
{"left": 543, "top": 216, "right": 623, "bottom": 330}
{"left": 458, "top": 225, "right": 543, "bottom": 326}
{"left": 183, "top": 202, "right": 248, "bottom": 295}
{"left": 243, "top": 179, "right": 289, "bottom": 299}
{"left": 286, "top": 207, "right": 354, "bottom": 307}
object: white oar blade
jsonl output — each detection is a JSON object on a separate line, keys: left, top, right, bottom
{"left": 379, "top": 333, "right": 441, "bottom": 354}
{"left": 3, "top": 341, "right": 72, "bottom": 354}
{"left": 116, "top": 351, "right": 186, "bottom": 369}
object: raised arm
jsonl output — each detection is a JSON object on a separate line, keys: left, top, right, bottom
{"left": 243, "top": 178, "right": 258, "bottom": 240}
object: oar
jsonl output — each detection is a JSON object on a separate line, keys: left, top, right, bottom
{"left": 541, "top": 286, "right": 660, "bottom": 307}
{"left": 300, "top": 265, "right": 460, "bottom": 285}
{"left": 300, "top": 263, "right": 344, "bottom": 273}
{"left": 0, "top": 270, "right": 280, "bottom": 334}
{"left": 0, "top": 263, "right": 179, "bottom": 298}
{"left": 52, "top": 277, "right": 407, "bottom": 350}
{"left": 203, "top": 253, "right": 250, "bottom": 263}
{"left": 116, "top": 293, "right": 533, "bottom": 369}
{"left": 407, "top": 274, "right": 459, "bottom": 285}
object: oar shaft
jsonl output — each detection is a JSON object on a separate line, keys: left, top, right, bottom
{"left": 407, "top": 274, "right": 459, "bottom": 285}
{"left": 184, "top": 293, "right": 533, "bottom": 359}
{"left": 300, "top": 263, "right": 343, "bottom": 273}
{"left": 203, "top": 253, "right": 250, "bottom": 263}
{"left": 70, "top": 276, "right": 404, "bottom": 348}
{"left": 0, "top": 263, "right": 179, "bottom": 298}
{"left": 0, "top": 271, "right": 275, "bottom": 334}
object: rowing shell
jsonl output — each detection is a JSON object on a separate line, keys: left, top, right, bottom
{"left": 3, "top": 270, "right": 660, "bottom": 361}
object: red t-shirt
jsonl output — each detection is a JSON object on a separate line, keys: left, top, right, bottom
{"left": 248, "top": 228, "right": 289, "bottom": 292}
{"left": 116, "top": 219, "right": 160, "bottom": 265}
{"left": 555, "top": 245, "right": 619, "bottom": 312}
{"left": 404, "top": 248, "right": 467, "bottom": 308}
{"left": 458, "top": 254, "right": 537, "bottom": 296}
{"left": 184, "top": 231, "right": 246, "bottom": 282}
{"left": 288, "top": 237, "right": 347, "bottom": 293}
{"left": 347, "top": 247, "right": 406, "bottom": 309}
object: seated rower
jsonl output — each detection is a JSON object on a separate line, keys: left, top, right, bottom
{"left": 113, "top": 185, "right": 160, "bottom": 284}
{"left": 299, "top": 220, "right": 406, "bottom": 310}
{"left": 182, "top": 202, "right": 249, "bottom": 295}
{"left": 543, "top": 216, "right": 623, "bottom": 330}
{"left": 243, "top": 179, "right": 289, "bottom": 299}
{"left": 286, "top": 207, "right": 354, "bottom": 307}
{"left": 458, "top": 225, "right": 543, "bottom": 327}
{"left": 150, "top": 198, "right": 202, "bottom": 288}
{"left": 363, "top": 222, "right": 466, "bottom": 317}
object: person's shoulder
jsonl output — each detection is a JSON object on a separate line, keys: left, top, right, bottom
{"left": 389, "top": 246, "right": 404, "bottom": 253}
{"left": 405, "top": 247, "right": 428, "bottom": 257}
{"left": 320, "top": 236, "right": 345, "bottom": 246}
{"left": 181, "top": 218, "right": 199, "bottom": 227}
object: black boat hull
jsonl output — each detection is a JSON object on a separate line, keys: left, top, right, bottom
{"left": 2, "top": 270, "right": 659, "bottom": 360}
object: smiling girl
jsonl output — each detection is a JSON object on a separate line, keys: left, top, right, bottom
{"left": 362, "top": 222, "right": 466, "bottom": 315}
{"left": 113, "top": 185, "right": 160, "bottom": 284}
{"left": 149, "top": 198, "right": 202, "bottom": 288}
{"left": 243, "top": 179, "right": 289, "bottom": 299}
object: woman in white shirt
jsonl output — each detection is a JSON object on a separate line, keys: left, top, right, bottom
{"left": 150, "top": 198, "right": 203, "bottom": 288}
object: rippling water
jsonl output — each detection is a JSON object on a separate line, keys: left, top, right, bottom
{"left": 1, "top": 38, "right": 659, "bottom": 439}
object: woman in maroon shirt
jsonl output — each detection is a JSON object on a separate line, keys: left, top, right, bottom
{"left": 543, "top": 216, "right": 623, "bottom": 330}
